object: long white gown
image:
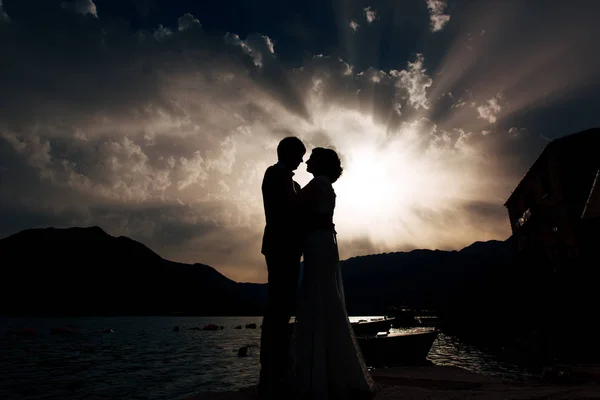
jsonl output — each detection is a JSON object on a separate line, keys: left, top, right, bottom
{"left": 291, "top": 175, "right": 374, "bottom": 399}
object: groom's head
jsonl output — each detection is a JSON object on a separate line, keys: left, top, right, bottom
{"left": 277, "top": 137, "right": 306, "bottom": 171}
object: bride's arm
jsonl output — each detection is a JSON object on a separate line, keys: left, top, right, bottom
{"left": 294, "top": 180, "right": 320, "bottom": 212}
{"left": 292, "top": 180, "right": 320, "bottom": 238}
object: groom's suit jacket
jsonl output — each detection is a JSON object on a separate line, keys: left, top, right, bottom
{"left": 261, "top": 162, "right": 302, "bottom": 259}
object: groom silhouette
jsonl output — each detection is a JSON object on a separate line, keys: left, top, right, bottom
{"left": 258, "top": 136, "right": 306, "bottom": 399}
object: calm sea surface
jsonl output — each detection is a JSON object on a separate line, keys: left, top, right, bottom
{"left": 0, "top": 316, "right": 537, "bottom": 400}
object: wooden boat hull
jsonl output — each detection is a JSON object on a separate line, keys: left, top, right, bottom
{"left": 351, "top": 318, "right": 395, "bottom": 336}
{"left": 357, "top": 330, "right": 439, "bottom": 367}
{"left": 289, "top": 318, "right": 395, "bottom": 336}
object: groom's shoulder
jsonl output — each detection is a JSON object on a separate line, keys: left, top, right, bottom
{"left": 264, "top": 164, "right": 286, "bottom": 179}
{"left": 265, "top": 163, "right": 278, "bottom": 172}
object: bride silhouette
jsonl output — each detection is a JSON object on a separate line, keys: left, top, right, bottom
{"left": 290, "top": 147, "right": 374, "bottom": 399}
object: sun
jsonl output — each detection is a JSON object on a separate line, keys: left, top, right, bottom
{"left": 335, "top": 147, "right": 400, "bottom": 219}
{"left": 333, "top": 137, "right": 433, "bottom": 244}
{"left": 293, "top": 107, "right": 472, "bottom": 251}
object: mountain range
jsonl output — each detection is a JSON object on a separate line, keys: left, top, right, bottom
{"left": 0, "top": 226, "right": 267, "bottom": 316}
{"left": 0, "top": 226, "right": 515, "bottom": 317}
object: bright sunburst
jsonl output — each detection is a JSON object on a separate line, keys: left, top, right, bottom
{"left": 289, "top": 105, "right": 490, "bottom": 253}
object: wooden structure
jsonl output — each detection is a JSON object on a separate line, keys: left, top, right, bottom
{"left": 504, "top": 128, "right": 600, "bottom": 268}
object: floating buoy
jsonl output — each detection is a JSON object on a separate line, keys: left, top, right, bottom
{"left": 103, "top": 328, "right": 114, "bottom": 334}
{"left": 234, "top": 325, "right": 242, "bottom": 329}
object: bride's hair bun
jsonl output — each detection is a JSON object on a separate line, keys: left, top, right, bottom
{"left": 312, "top": 147, "right": 343, "bottom": 183}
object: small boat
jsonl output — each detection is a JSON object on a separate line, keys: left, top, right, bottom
{"left": 387, "top": 307, "right": 418, "bottom": 327}
{"left": 288, "top": 318, "right": 396, "bottom": 336}
{"left": 351, "top": 318, "right": 395, "bottom": 336}
{"left": 357, "top": 329, "right": 439, "bottom": 367}
{"left": 387, "top": 306, "right": 439, "bottom": 328}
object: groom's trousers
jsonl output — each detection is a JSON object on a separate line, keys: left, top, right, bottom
{"left": 259, "top": 254, "right": 300, "bottom": 397}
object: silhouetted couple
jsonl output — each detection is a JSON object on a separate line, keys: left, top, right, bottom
{"left": 259, "top": 137, "right": 374, "bottom": 399}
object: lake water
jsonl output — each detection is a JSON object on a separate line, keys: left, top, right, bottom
{"left": 0, "top": 316, "right": 537, "bottom": 399}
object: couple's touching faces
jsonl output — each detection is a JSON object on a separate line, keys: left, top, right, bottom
{"left": 281, "top": 149, "right": 319, "bottom": 176}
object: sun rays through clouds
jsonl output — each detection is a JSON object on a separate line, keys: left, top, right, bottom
{"left": 1, "top": 0, "right": 600, "bottom": 281}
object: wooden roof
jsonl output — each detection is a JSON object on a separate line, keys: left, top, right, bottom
{"left": 582, "top": 169, "right": 600, "bottom": 219}
{"left": 504, "top": 128, "right": 600, "bottom": 207}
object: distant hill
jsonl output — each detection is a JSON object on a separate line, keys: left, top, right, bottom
{"left": 340, "top": 237, "right": 517, "bottom": 315}
{"left": 0, "top": 226, "right": 267, "bottom": 316}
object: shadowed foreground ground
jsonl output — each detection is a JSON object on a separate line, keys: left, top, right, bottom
{"left": 186, "top": 365, "right": 600, "bottom": 399}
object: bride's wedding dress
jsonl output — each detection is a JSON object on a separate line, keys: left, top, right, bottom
{"left": 291, "top": 175, "right": 374, "bottom": 399}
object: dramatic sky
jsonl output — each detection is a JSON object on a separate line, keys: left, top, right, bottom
{"left": 1, "top": 0, "right": 600, "bottom": 282}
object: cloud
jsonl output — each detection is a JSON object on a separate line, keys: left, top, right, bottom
{"left": 508, "top": 127, "right": 527, "bottom": 137}
{"left": 364, "top": 6, "right": 377, "bottom": 23}
{"left": 390, "top": 54, "right": 433, "bottom": 110}
{"left": 426, "top": 0, "right": 450, "bottom": 32}
{"left": 225, "top": 32, "right": 311, "bottom": 120}
{"left": 451, "top": 98, "right": 467, "bottom": 108}
{"left": 178, "top": 13, "right": 201, "bottom": 32}
{"left": 60, "top": 0, "right": 97, "bottom": 18}
{"left": 349, "top": 20, "right": 359, "bottom": 31}
{"left": 477, "top": 94, "right": 502, "bottom": 124}
{"left": 1, "top": 133, "right": 53, "bottom": 177}
{"left": 0, "top": 0, "right": 9, "bottom": 22}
